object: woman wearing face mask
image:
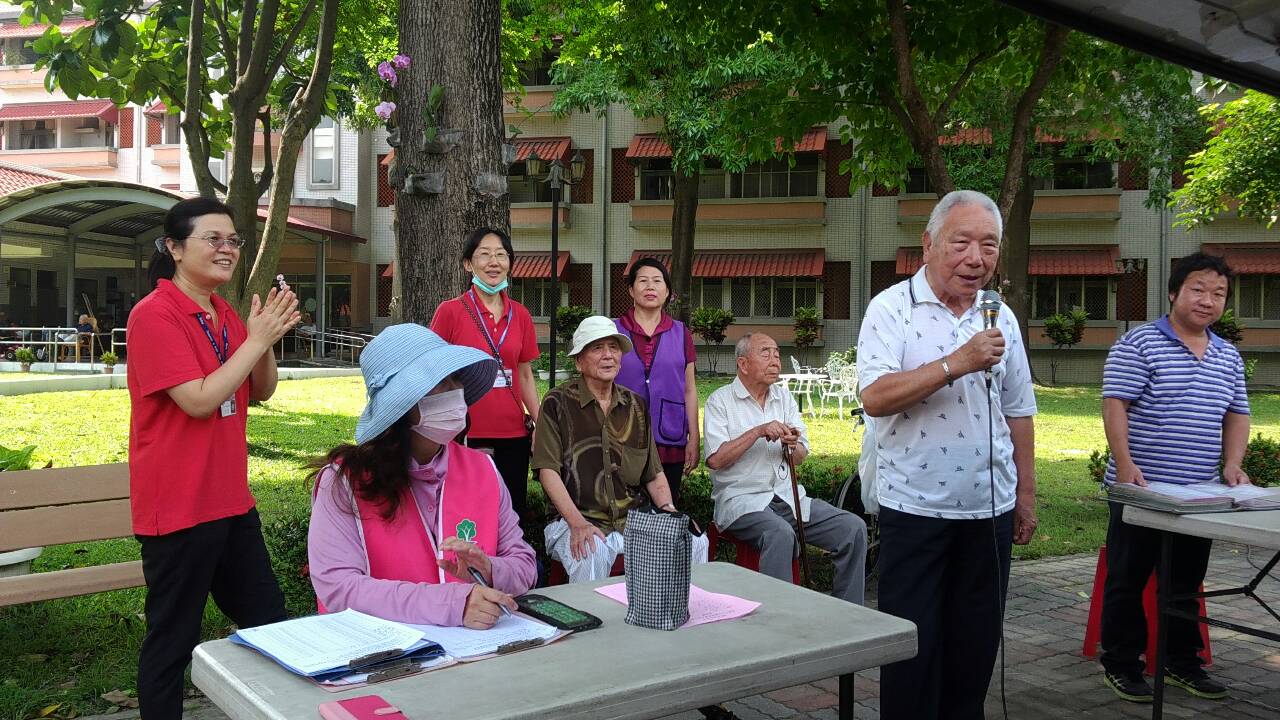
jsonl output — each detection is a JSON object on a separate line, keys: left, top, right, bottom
{"left": 614, "top": 258, "right": 700, "bottom": 505}
{"left": 308, "top": 324, "right": 535, "bottom": 628}
{"left": 430, "top": 227, "right": 540, "bottom": 524}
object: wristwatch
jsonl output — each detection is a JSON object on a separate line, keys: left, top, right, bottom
{"left": 940, "top": 357, "right": 955, "bottom": 387}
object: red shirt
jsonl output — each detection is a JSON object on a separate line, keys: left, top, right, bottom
{"left": 126, "top": 280, "right": 255, "bottom": 535}
{"left": 431, "top": 291, "right": 539, "bottom": 439}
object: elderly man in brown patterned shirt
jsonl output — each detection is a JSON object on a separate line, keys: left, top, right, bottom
{"left": 533, "top": 316, "right": 709, "bottom": 582}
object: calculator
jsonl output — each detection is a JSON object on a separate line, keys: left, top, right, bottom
{"left": 516, "top": 594, "right": 603, "bottom": 632}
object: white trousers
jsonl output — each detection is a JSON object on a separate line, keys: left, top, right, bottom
{"left": 544, "top": 518, "right": 710, "bottom": 584}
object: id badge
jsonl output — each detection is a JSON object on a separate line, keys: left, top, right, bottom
{"left": 494, "top": 368, "right": 512, "bottom": 388}
{"left": 219, "top": 398, "right": 236, "bottom": 417}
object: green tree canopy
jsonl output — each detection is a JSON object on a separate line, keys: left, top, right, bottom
{"left": 1174, "top": 89, "right": 1280, "bottom": 228}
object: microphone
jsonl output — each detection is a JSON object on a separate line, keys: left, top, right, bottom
{"left": 979, "top": 290, "right": 1002, "bottom": 331}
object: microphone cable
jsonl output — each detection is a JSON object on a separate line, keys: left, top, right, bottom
{"left": 988, "top": 358, "right": 1009, "bottom": 720}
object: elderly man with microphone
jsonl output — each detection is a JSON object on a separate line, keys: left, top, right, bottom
{"left": 856, "top": 190, "right": 1038, "bottom": 720}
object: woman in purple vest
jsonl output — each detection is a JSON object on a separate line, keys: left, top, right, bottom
{"left": 614, "top": 258, "right": 700, "bottom": 505}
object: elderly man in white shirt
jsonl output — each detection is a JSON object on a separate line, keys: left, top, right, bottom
{"left": 704, "top": 332, "right": 867, "bottom": 605}
{"left": 858, "top": 190, "right": 1037, "bottom": 720}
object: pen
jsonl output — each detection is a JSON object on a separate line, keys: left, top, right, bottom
{"left": 466, "top": 566, "right": 513, "bottom": 617}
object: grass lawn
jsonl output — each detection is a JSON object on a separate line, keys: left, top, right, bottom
{"left": 1, "top": 377, "right": 1278, "bottom": 718}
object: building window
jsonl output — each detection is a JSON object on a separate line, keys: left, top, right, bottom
{"left": 508, "top": 161, "right": 554, "bottom": 203}
{"left": 309, "top": 116, "right": 338, "bottom": 187}
{"left": 162, "top": 114, "right": 181, "bottom": 144}
{"left": 689, "top": 278, "right": 724, "bottom": 310}
{"left": 510, "top": 278, "right": 566, "bottom": 317}
{"left": 516, "top": 50, "right": 559, "bottom": 86}
{"left": 639, "top": 158, "right": 674, "bottom": 200}
{"left": 2, "top": 39, "right": 37, "bottom": 66}
{"left": 712, "top": 277, "right": 821, "bottom": 319}
{"left": 1031, "top": 276, "right": 1113, "bottom": 320}
{"left": 1232, "top": 275, "right": 1280, "bottom": 320}
{"left": 905, "top": 166, "right": 935, "bottom": 194}
{"left": 14, "top": 120, "right": 55, "bottom": 149}
{"left": 1033, "top": 158, "right": 1115, "bottom": 190}
{"left": 730, "top": 155, "right": 819, "bottom": 198}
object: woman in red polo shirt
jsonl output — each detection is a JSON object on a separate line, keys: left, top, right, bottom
{"left": 430, "top": 227, "right": 540, "bottom": 523}
{"left": 126, "top": 197, "right": 300, "bottom": 720}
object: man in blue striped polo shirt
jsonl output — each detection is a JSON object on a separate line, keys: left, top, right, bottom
{"left": 1099, "top": 252, "right": 1251, "bottom": 703}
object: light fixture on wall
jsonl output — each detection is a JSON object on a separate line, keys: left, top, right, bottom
{"left": 1115, "top": 257, "right": 1147, "bottom": 275}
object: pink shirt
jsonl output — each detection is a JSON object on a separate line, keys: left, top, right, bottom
{"left": 308, "top": 444, "right": 536, "bottom": 626}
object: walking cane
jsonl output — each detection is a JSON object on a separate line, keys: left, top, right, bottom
{"left": 783, "top": 444, "right": 813, "bottom": 588}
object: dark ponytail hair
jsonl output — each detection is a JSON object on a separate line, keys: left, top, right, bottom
{"left": 148, "top": 197, "right": 237, "bottom": 289}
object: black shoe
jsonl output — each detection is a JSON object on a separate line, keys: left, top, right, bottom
{"left": 1103, "top": 671, "right": 1153, "bottom": 703}
{"left": 1165, "top": 667, "right": 1229, "bottom": 700}
{"left": 698, "top": 705, "right": 740, "bottom": 720}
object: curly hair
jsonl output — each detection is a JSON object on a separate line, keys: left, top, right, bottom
{"left": 308, "top": 414, "right": 415, "bottom": 521}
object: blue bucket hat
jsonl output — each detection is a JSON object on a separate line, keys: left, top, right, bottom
{"left": 355, "top": 323, "right": 498, "bottom": 444}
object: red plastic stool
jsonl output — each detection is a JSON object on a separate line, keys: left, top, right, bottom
{"left": 546, "top": 554, "right": 625, "bottom": 586}
{"left": 1082, "top": 544, "right": 1212, "bottom": 674}
{"left": 707, "top": 523, "right": 801, "bottom": 584}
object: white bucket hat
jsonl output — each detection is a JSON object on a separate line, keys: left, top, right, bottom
{"left": 568, "top": 315, "right": 634, "bottom": 357}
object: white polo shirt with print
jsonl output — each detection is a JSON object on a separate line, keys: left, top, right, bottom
{"left": 856, "top": 268, "right": 1037, "bottom": 520}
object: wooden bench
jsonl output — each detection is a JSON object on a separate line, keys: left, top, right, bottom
{"left": 0, "top": 463, "right": 143, "bottom": 606}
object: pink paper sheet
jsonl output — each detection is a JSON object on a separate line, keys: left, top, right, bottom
{"left": 594, "top": 582, "right": 761, "bottom": 628}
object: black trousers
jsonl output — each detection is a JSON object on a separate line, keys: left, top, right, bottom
{"left": 877, "top": 506, "right": 1013, "bottom": 720}
{"left": 137, "top": 508, "right": 286, "bottom": 720}
{"left": 469, "top": 435, "right": 532, "bottom": 522}
{"left": 1099, "top": 501, "right": 1211, "bottom": 676}
{"left": 661, "top": 461, "right": 686, "bottom": 508}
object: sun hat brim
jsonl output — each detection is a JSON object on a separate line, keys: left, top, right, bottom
{"left": 568, "top": 329, "right": 634, "bottom": 357}
{"left": 355, "top": 345, "right": 498, "bottom": 444}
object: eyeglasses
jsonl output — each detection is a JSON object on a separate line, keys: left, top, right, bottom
{"left": 191, "top": 234, "right": 246, "bottom": 251}
{"left": 472, "top": 251, "right": 510, "bottom": 264}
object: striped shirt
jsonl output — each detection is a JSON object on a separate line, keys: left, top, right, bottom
{"left": 1102, "top": 316, "right": 1249, "bottom": 485}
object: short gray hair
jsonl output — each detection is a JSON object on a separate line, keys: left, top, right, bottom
{"left": 925, "top": 190, "right": 1002, "bottom": 241}
{"left": 734, "top": 333, "right": 756, "bottom": 359}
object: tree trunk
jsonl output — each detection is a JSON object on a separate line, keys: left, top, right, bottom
{"left": 397, "top": 0, "right": 510, "bottom": 326}
{"left": 1001, "top": 160, "right": 1037, "bottom": 379}
{"left": 669, "top": 166, "right": 700, "bottom": 324}
{"left": 243, "top": 0, "right": 340, "bottom": 307}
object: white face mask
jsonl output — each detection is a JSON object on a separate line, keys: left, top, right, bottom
{"left": 411, "top": 388, "right": 468, "bottom": 444}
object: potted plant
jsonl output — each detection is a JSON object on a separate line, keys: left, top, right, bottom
{"left": 14, "top": 347, "right": 35, "bottom": 372}
{"left": 0, "top": 445, "right": 45, "bottom": 577}
{"left": 100, "top": 351, "right": 119, "bottom": 374}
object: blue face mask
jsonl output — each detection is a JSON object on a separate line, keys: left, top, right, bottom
{"left": 472, "top": 275, "right": 509, "bottom": 295}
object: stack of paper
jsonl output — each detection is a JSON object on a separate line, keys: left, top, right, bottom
{"left": 1107, "top": 481, "right": 1280, "bottom": 513}
{"left": 229, "top": 609, "right": 443, "bottom": 681}
{"left": 407, "top": 613, "right": 561, "bottom": 660}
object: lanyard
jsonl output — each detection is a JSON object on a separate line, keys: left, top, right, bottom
{"left": 194, "top": 313, "right": 230, "bottom": 365}
{"left": 415, "top": 478, "right": 447, "bottom": 584}
{"left": 467, "top": 289, "right": 511, "bottom": 355}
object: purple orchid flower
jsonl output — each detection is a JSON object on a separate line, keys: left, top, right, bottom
{"left": 374, "top": 101, "right": 396, "bottom": 120}
{"left": 392, "top": 54, "right": 411, "bottom": 70}
{"left": 377, "top": 61, "right": 398, "bottom": 87}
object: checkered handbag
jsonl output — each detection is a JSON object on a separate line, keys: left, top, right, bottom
{"left": 623, "top": 506, "right": 691, "bottom": 630}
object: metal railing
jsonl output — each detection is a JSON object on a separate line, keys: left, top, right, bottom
{"left": 0, "top": 326, "right": 85, "bottom": 369}
{"left": 277, "top": 328, "right": 372, "bottom": 366}
{"left": 111, "top": 328, "right": 127, "bottom": 357}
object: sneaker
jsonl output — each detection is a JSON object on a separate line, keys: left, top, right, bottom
{"left": 1103, "top": 671, "right": 1153, "bottom": 703}
{"left": 1165, "top": 667, "right": 1229, "bottom": 700}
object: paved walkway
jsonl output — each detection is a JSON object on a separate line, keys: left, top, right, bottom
{"left": 81, "top": 545, "right": 1280, "bottom": 720}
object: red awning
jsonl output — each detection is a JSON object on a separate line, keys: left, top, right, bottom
{"left": 627, "top": 128, "right": 827, "bottom": 160}
{"left": 0, "top": 19, "right": 93, "bottom": 39}
{"left": 895, "top": 245, "right": 1120, "bottom": 276}
{"left": 1203, "top": 244, "right": 1280, "bottom": 274}
{"left": 625, "top": 134, "right": 672, "bottom": 160}
{"left": 255, "top": 209, "right": 367, "bottom": 245}
{"left": 626, "top": 249, "right": 824, "bottom": 278}
{"left": 0, "top": 100, "right": 119, "bottom": 123}
{"left": 380, "top": 150, "right": 395, "bottom": 166}
{"left": 382, "top": 263, "right": 395, "bottom": 278}
{"left": 145, "top": 101, "right": 167, "bottom": 117}
{"left": 512, "top": 251, "right": 570, "bottom": 279}
{"left": 938, "top": 127, "right": 1105, "bottom": 146}
{"left": 514, "top": 137, "right": 571, "bottom": 163}
{"left": 775, "top": 127, "right": 827, "bottom": 153}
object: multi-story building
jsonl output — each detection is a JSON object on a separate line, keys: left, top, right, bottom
{"left": 2, "top": 12, "right": 1276, "bottom": 382}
